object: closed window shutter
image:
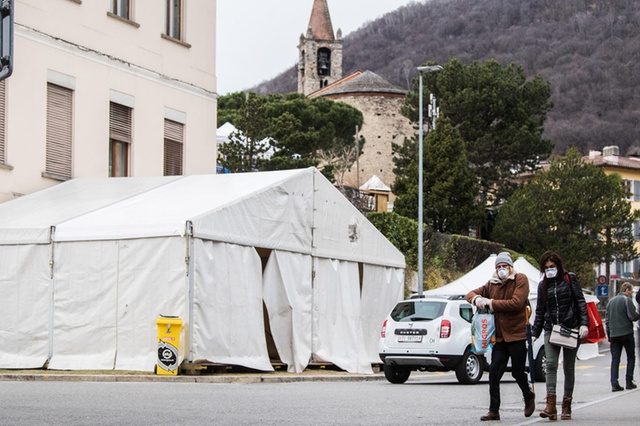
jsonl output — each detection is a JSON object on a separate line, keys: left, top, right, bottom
{"left": 46, "top": 83, "right": 73, "bottom": 178}
{"left": 110, "top": 103, "right": 132, "bottom": 143}
{"left": 164, "top": 119, "right": 183, "bottom": 176}
{"left": 0, "top": 80, "right": 5, "bottom": 164}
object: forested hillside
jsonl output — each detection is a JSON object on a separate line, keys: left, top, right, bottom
{"left": 253, "top": 0, "right": 640, "bottom": 155}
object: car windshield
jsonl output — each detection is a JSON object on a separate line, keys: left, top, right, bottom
{"left": 390, "top": 301, "right": 446, "bottom": 322}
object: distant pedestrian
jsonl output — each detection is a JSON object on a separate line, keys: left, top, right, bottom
{"left": 531, "top": 251, "right": 589, "bottom": 421}
{"left": 605, "top": 281, "right": 640, "bottom": 392}
{"left": 466, "top": 252, "right": 535, "bottom": 421}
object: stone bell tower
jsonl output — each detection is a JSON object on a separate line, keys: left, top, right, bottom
{"left": 298, "top": 0, "right": 343, "bottom": 96}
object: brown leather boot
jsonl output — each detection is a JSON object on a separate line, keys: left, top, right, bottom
{"left": 480, "top": 411, "right": 500, "bottom": 421}
{"left": 540, "top": 394, "right": 557, "bottom": 420}
{"left": 524, "top": 393, "right": 536, "bottom": 417}
{"left": 561, "top": 397, "right": 572, "bottom": 420}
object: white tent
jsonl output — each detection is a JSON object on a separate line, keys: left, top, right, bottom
{"left": 0, "top": 168, "right": 405, "bottom": 373}
{"left": 359, "top": 175, "right": 391, "bottom": 192}
{"left": 426, "top": 254, "right": 542, "bottom": 297}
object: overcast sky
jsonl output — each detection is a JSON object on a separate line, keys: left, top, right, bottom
{"left": 216, "top": 0, "right": 419, "bottom": 95}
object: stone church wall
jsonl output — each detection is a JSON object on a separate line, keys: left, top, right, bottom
{"left": 327, "top": 93, "right": 415, "bottom": 197}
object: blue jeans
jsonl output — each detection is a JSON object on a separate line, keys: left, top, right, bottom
{"left": 610, "top": 333, "right": 635, "bottom": 385}
{"left": 488, "top": 340, "right": 534, "bottom": 412}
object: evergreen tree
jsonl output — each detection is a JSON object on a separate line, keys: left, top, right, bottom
{"left": 217, "top": 92, "right": 363, "bottom": 182}
{"left": 393, "top": 117, "right": 483, "bottom": 234}
{"left": 400, "top": 58, "right": 554, "bottom": 235}
{"left": 218, "top": 93, "right": 272, "bottom": 173}
{"left": 492, "top": 148, "right": 639, "bottom": 273}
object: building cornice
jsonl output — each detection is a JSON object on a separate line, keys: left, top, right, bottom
{"left": 16, "top": 24, "right": 216, "bottom": 101}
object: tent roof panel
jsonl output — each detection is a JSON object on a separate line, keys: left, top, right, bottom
{"left": 54, "top": 169, "right": 309, "bottom": 241}
{"left": 0, "top": 177, "right": 181, "bottom": 244}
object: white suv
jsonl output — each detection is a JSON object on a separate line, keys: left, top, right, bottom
{"left": 379, "top": 294, "right": 546, "bottom": 385}
{"left": 379, "top": 295, "right": 483, "bottom": 384}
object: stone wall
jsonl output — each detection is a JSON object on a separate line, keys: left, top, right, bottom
{"left": 326, "top": 93, "right": 415, "bottom": 198}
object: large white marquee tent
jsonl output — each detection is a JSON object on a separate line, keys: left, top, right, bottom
{"left": 0, "top": 168, "right": 405, "bottom": 374}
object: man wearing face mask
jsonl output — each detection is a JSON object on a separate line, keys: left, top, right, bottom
{"left": 531, "top": 251, "right": 589, "bottom": 421}
{"left": 467, "top": 252, "right": 535, "bottom": 421}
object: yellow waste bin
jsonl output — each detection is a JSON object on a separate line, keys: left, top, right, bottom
{"left": 156, "top": 315, "right": 182, "bottom": 375}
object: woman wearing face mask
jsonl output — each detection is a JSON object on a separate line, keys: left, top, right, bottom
{"left": 467, "top": 252, "right": 535, "bottom": 421}
{"left": 531, "top": 251, "right": 589, "bottom": 421}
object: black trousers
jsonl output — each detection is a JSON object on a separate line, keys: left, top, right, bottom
{"left": 610, "top": 333, "right": 635, "bottom": 384}
{"left": 489, "top": 339, "right": 534, "bottom": 412}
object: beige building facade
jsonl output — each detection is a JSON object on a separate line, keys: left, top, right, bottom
{"left": 0, "top": 0, "right": 217, "bottom": 203}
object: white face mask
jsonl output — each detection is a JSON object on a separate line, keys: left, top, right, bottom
{"left": 498, "top": 267, "right": 509, "bottom": 279}
{"left": 545, "top": 267, "right": 558, "bottom": 279}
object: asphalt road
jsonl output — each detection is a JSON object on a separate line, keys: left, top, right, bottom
{"left": 0, "top": 350, "right": 635, "bottom": 425}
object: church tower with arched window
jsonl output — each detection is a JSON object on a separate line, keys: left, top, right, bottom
{"left": 298, "top": 0, "right": 343, "bottom": 95}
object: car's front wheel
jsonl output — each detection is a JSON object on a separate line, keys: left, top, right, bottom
{"left": 383, "top": 364, "right": 411, "bottom": 384}
{"left": 455, "top": 349, "right": 483, "bottom": 384}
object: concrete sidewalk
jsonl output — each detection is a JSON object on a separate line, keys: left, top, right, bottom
{"left": 0, "top": 368, "right": 387, "bottom": 384}
{"left": 571, "top": 388, "right": 638, "bottom": 425}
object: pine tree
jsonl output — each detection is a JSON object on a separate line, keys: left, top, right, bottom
{"left": 393, "top": 117, "right": 483, "bottom": 234}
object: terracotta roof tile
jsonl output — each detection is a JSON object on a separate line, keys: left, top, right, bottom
{"left": 307, "top": 0, "right": 334, "bottom": 40}
{"left": 583, "top": 155, "right": 640, "bottom": 171}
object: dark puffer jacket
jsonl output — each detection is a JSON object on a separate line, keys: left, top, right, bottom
{"left": 531, "top": 272, "right": 589, "bottom": 338}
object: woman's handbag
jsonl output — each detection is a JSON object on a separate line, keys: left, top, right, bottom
{"left": 549, "top": 324, "right": 579, "bottom": 349}
{"left": 471, "top": 309, "right": 496, "bottom": 354}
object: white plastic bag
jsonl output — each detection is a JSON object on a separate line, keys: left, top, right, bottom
{"left": 471, "top": 310, "right": 496, "bottom": 354}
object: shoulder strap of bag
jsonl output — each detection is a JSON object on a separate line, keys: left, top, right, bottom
{"left": 565, "top": 273, "right": 575, "bottom": 297}
{"left": 564, "top": 272, "right": 585, "bottom": 326}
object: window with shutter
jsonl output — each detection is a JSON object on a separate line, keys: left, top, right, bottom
{"left": 0, "top": 80, "right": 5, "bottom": 165}
{"left": 634, "top": 180, "right": 640, "bottom": 201}
{"left": 46, "top": 83, "right": 73, "bottom": 179}
{"left": 109, "top": 102, "right": 131, "bottom": 177}
{"left": 164, "top": 119, "right": 183, "bottom": 176}
{"left": 166, "top": 0, "right": 182, "bottom": 39}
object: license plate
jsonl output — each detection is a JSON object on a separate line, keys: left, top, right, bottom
{"left": 397, "top": 335, "right": 422, "bottom": 343}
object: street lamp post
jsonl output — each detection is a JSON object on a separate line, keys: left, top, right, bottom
{"left": 417, "top": 65, "right": 443, "bottom": 296}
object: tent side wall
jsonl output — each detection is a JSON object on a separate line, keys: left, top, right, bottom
{"left": 0, "top": 243, "right": 51, "bottom": 368}
{"left": 191, "top": 239, "right": 273, "bottom": 371}
{"left": 263, "top": 250, "right": 313, "bottom": 373}
{"left": 360, "top": 264, "right": 405, "bottom": 363}
{"left": 312, "top": 259, "right": 405, "bottom": 373}
{"left": 48, "top": 237, "right": 188, "bottom": 371}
